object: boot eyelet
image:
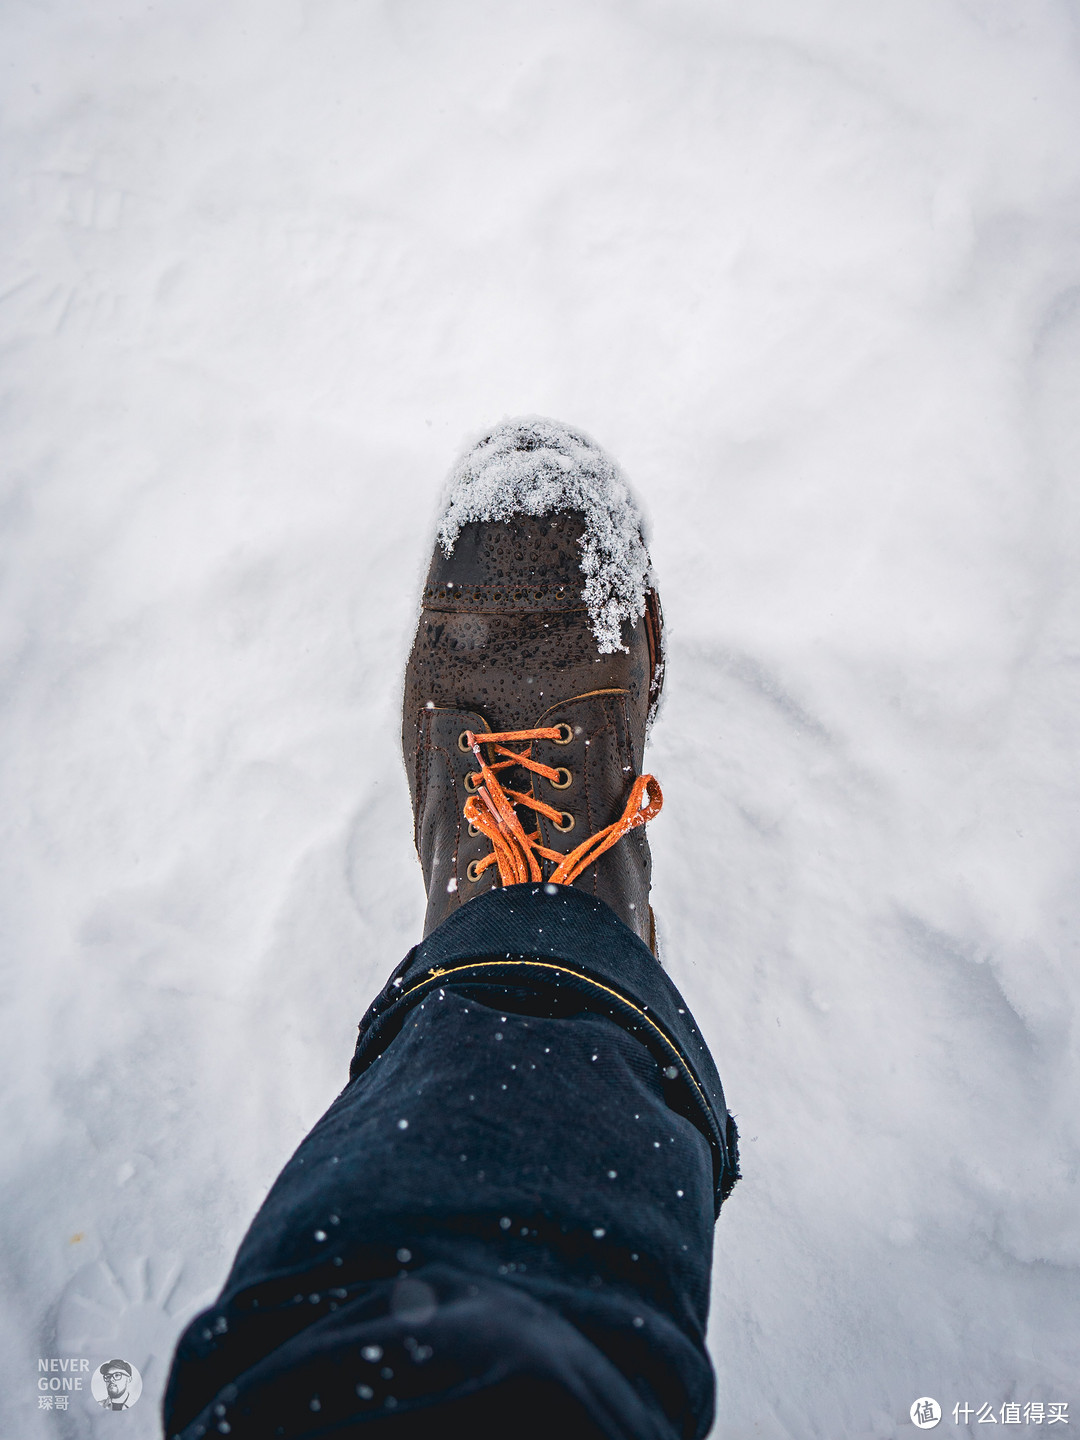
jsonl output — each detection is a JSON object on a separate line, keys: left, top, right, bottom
{"left": 458, "top": 730, "right": 473, "bottom": 752}
{"left": 467, "top": 821, "right": 480, "bottom": 837}
{"left": 553, "top": 723, "right": 573, "bottom": 745}
{"left": 549, "top": 767, "right": 573, "bottom": 790}
{"left": 466, "top": 859, "right": 485, "bottom": 883}
{"left": 464, "top": 771, "right": 481, "bottom": 792}
{"left": 553, "top": 811, "right": 575, "bottom": 833}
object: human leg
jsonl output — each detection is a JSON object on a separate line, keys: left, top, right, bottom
{"left": 164, "top": 885, "right": 737, "bottom": 1440}
{"left": 163, "top": 419, "right": 739, "bottom": 1439}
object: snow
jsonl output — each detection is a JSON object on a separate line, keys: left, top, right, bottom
{"left": 3, "top": 1, "right": 1079, "bottom": 1437}
{"left": 438, "top": 416, "right": 652, "bottom": 654}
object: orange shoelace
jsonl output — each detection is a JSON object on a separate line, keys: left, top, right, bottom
{"left": 460, "top": 726, "right": 663, "bottom": 888}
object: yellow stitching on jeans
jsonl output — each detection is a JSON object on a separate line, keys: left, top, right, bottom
{"left": 405, "top": 959, "right": 709, "bottom": 1117}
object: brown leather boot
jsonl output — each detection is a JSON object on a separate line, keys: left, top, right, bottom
{"left": 401, "top": 418, "right": 665, "bottom": 949}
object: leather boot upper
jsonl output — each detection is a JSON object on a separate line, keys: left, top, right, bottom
{"left": 403, "top": 509, "right": 663, "bottom": 947}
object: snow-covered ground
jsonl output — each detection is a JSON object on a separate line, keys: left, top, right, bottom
{"left": 3, "top": 2, "right": 1079, "bottom": 1436}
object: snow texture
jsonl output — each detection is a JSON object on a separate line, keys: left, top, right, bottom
{"left": 437, "top": 416, "right": 651, "bottom": 654}
{"left": 3, "top": 2, "right": 1080, "bottom": 1438}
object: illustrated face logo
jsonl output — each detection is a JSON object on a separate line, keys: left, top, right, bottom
{"left": 91, "top": 1360, "right": 143, "bottom": 1410}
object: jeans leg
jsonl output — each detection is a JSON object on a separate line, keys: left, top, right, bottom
{"left": 164, "top": 885, "right": 739, "bottom": 1440}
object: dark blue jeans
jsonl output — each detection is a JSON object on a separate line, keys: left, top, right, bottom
{"left": 164, "top": 884, "right": 738, "bottom": 1440}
